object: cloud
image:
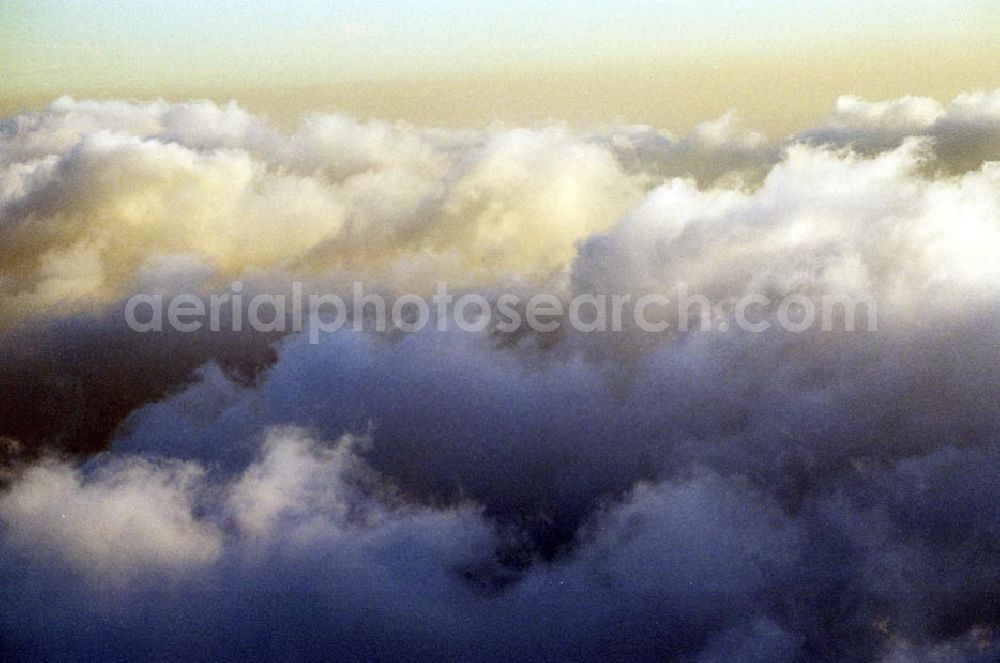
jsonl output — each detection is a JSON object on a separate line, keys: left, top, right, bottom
{"left": 0, "top": 455, "right": 220, "bottom": 582}
{"left": 0, "top": 101, "right": 645, "bottom": 324}
{"left": 1, "top": 92, "right": 999, "bottom": 658}
{"left": 798, "top": 91, "right": 1000, "bottom": 173}
{"left": 3, "top": 92, "right": 999, "bottom": 327}
{"left": 572, "top": 139, "right": 1000, "bottom": 322}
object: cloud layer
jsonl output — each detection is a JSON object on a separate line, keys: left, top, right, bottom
{"left": 1, "top": 93, "right": 999, "bottom": 660}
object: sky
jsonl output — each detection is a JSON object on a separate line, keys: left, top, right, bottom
{"left": 2, "top": 3, "right": 1000, "bottom": 659}
{"left": 3, "top": 0, "right": 998, "bottom": 131}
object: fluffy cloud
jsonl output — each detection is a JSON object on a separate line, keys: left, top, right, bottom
{"left": 798, "top": 91, "right": 1000, "bottom": 173}
{"left": 573, "top": 139, "right": 1000, "bottom": 321}
{"left": 0, "top": 99, "right": 645, "bottom": 325}
{"left": 0, "top": 455, "right": 220, "bottom": 582}
{"left": 4, "top": 91, "right": 998, "bottom": 326}
{"left": 1, "top": 92, "right": 999, "bottom": 659}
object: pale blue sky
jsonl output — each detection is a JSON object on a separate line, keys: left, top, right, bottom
{"left": 3, "top": 0, "right": 997, "bottom": 131}
{"left": 4, "top": 0, "right": 993, "bottom": 89}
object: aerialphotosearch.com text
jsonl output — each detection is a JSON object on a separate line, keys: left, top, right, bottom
{"left": 125, "top": 281, "right": 877, "bottom": 343}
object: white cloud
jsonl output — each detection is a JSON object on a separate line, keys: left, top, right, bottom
{"left": 0, "top": 457, "right": 221, "bottom": 582}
